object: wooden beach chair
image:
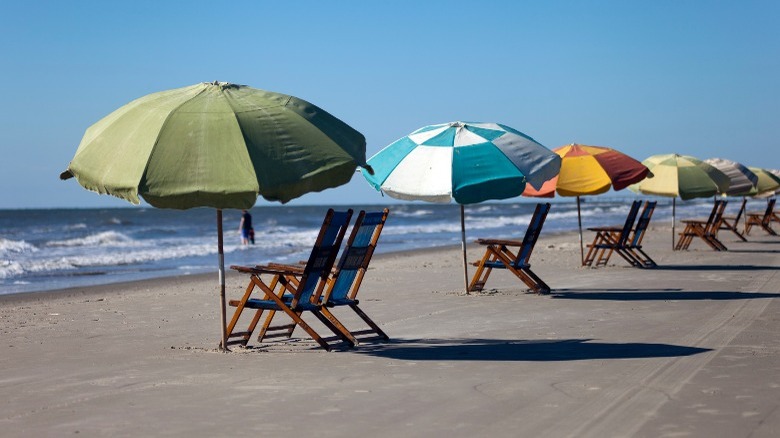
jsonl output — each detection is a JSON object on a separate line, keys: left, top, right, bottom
{"left": 744, "top": 198, "right": 777, "bottom": 236}
{"left": 676, "top": 200, "right": 728, "bottom": 251}
{"left": 621, "top": 200, "right": 657, "bottom": 268}
{"left": 583, "top": 200, "right": 642, "bottom": 268}
{"left": 225, "top": 209, "right": 354, "bottom": 351}
{"left": 468, "top": 203, "right": 551, "bottom": 294}
{"left": 256, "top": 209, "right": 391, "bottom": 344}
{"left": 718, "top": 198, "right": 748, "bottom": 242}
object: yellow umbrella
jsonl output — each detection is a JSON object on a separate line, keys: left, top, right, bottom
{"left": 524, "top": 144, "right": 650, "bottom": 264}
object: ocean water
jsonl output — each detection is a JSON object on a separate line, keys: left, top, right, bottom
{"left": 0, "top": 198, "right": 742, "bottom": 296}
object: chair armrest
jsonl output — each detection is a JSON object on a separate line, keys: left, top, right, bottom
{"left": 587, "top": 226, "right": 621, "bottom": 232}
{"left": 475, "top": 238, "right": 524, "bottom": 246}
{"left": 264, "top": 262, "right": 306, "bottom": 274}
{"left": 230, "top": 264, "right": 303, "bottom": 276}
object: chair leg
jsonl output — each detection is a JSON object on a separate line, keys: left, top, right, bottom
{"left": 583, "top": 235, "right": 605, "bottom": 266}
{"left": 521, "top": 267, "right": 550, "bottom": 293}
{"left": 256, "top": 309, "right": 278, "bottom": 341}
{"left": 630, "top": 248, "right": 657, "bottom": 268}
{"left": 346, "top": 304, "right": 390, "bottom": 341}
{"left": 468, "top": 249, "right": 496, "bottom": 292}
{"left": 614, "top": 248, "right": 641, "bottom": 267}
{"left": 313, "top": 308, "right": 357, "bottom": 347}
{"left": 254, "top": 277, "right": 334, "bottom": 351}
{"left": 225, "top": 275, "right": 279, "bottom": 347}
{"left": 727, "top": 224, "right": 748, "bottom": 241}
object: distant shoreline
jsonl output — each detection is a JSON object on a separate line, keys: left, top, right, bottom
{"left": 0, "top": 231, "right": 588, "bottom": 303}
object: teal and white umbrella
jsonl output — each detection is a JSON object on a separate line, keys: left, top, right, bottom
{"left": 362, "top": 121, "right": 561, "bottom": 293}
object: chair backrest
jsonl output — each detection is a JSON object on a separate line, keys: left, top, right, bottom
{"left": 701, "top": 200, "right": 721, "bottom": 232}
{"left": 733, "top": 198, "right": 747, "bottom": 223}
{"left": 617, "top": 200, "right": 642, "bottom": 246}
{"left": 762, "top": 198, "right": 777, "bottom": 225}
{"left": 515, "top": 203, "right": 551, "bottom": 266}
{"left": 291, "top": 209, "right": 353, "bottom": 309}
{"left": 630, "top": 201, "right": 656, "bottom": 247}
{"left": 706, "top": 200, "right": 727, "bottom": 234}
{"left": 325, "top": 208, "right": 390, "bottom": 303}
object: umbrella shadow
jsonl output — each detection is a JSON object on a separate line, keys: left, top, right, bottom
{"left": 653, "top": 264, "right": 780, "bottom": 271}
{"left": 551, "top": 289, "right": 780, "bottom": 301}
{"left": 726, "top": 249, "right": 780, "bottom": 254}
{"left": 353, "top": 338, "right": 709, "bottom": 362}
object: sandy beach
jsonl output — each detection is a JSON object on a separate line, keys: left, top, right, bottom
{"left": 2, "top": 225, "right": 779, "bottom": 437}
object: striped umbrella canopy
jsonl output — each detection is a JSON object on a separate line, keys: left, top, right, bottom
{"left": 523, "top": 144, "right": 650, "bottom": 264}
{"left": 746, "top": 167, "right": 780, "bottom": 197}
{"left": 362, "top": 121, "right": 561, "bottom": 292}
{"left": 629, "top": 153, "right": 730, "bottom": 248}
{"left": 363, "top": 121, "right": 561, "bottom": 204}
{"left": 703, "top": 158, "right": 758, "bottom": 196}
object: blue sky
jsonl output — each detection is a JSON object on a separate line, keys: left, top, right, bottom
{"left": 1, "top": 0, "right": 778, "bottom": 209}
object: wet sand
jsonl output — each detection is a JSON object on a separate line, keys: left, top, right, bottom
{"left": 1, "top": 226, "right": 779, "bottom": 437}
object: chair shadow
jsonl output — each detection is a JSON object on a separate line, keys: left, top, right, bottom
{"left": 353, "top": 338, "right": 709, "bottom": 362}
{"left": 653, "top": 264, "right": 780, "bottom": 271}
{"left": 727, "top": 249, "right": 780, "bottom": 254}
{"left": 551, "top": 289, "right": 780, "bottom": 301}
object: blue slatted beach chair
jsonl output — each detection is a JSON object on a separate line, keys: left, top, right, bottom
{"left": 584, "top": 200, "right": 642, "bottom": 267}
{"left": 468, "top": 203, "right": 551, "bottom": 294}
{"left": 256, "top": 209, "right": 391, "bottom": 344}
{"left": 225, "top": 209, "right": 354, "bottom": 351}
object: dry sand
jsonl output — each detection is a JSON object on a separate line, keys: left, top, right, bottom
{"left": 1, "top": 225, "right": 779, "bottom": 437}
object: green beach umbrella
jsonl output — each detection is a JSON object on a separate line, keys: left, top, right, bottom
{"left": 629, "top": 153, "right": 730, "bottom": 249}
{"left": 744, "top": 167, "right": 780, "bottom": 197}
{"left": 61, "top": 81, "right": 369, "bottom": 350}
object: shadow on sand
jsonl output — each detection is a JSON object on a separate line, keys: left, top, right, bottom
{"left": 653, "top": 264, "right": 780, "bottom": 271}
{"left": 726, "top": 249, "right": 780, "bottom": 254}
{"left": 551, "top": 289, "right": 780, "bottom": 301}
{"left": 353, "top": 338, "right": 709, "bottom": 362}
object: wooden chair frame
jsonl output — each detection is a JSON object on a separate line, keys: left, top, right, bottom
{"left": 621, "top": 200, "right": 657, "bottom": 268}
{"left": 676, "top": 200, "right": 728, "bottom": 251}
{"left": 718, "top": 198, "right": 748, "bottom": 242}
{"left": 583, "top": 200, "right": 642, "bottom": 267}
{"left": 256, "top": 209, "right": 391, "bottom": 344}
{"left": 225, "top": 209, "right": 354, "bottom": 351}
{"left": 468, "top": 203, "right": 551, "bottom": 294}
{"left": 745, "top": 198, "right": 777, "bottom": 236}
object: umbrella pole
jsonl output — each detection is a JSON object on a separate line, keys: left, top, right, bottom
{"left": 460, "top": 204, "right": 470, "bottom": 295}
{"left": 217, "top": 209, "right": 228, "bottom": 352}
{"left": 672, "top": 198, "right": 676, "bottom": 250}
{"left": 577, "top": 196, "right": 584, "bottom": 265}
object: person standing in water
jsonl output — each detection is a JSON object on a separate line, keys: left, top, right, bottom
{"left": 238, "top": 209, "right": 254, "bottom": 245}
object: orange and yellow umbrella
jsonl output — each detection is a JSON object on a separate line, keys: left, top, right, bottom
{"left": 524, "top": 144, "right": 651, "bottom": 264}
{"left": 524, "top": 144, "right": 650, "bottom": 197}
